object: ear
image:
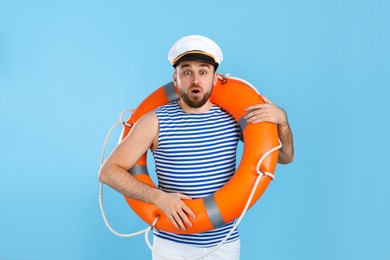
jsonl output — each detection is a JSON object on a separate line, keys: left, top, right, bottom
{"left": 173, "top": 71, "right": 177, "bottom": 87}
{"left": 213, "top": 72, "right": 218, "bottom": 86}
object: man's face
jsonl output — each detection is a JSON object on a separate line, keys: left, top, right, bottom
{"left": 173, "top": 60, "right": 217, "bottom": 108}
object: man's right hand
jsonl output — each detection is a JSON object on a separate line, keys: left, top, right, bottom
{"left": 154, "top": 190, "right": 196, "bottom": 231}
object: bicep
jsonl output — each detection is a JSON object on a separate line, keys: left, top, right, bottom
{"left": 105, "top": 112, "right": 159, "bottom": 171}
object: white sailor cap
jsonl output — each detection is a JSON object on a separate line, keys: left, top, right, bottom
{"left": 168, "top": 35, "right": 223, "bottom": 68}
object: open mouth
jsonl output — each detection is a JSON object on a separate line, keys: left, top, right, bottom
{"left": 191, "top": 89, "right": 201, "bottom": 94}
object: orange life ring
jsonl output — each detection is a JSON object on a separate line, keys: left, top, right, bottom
{"left": 120, "top": 75, "right": 279, "bottom": 234}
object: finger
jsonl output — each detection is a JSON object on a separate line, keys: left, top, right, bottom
{"left": 245, "top": 109, "right": 268, "bottom": 121}
{"left": 178, "top": 209, "right": 193, "bottom": 228}
{"left": 178, "top": 194, "right": 196, "bottom": 219}
{"left": 182, "top": 203, "right": 196, "bottom": 219}
{"left": 173, "top": 213, "right": 186, "bottom": 231}
{"left": 244, "top": 104, "right": 266, "bottom": 111}
{"left": 179, "top": 193, "right": 193, "bottom": 200}
{"left": 247, "top": 113, "right": 274, "bottom": 124}
{"left": 249, "top": 117, "right": 271, "bottom": 124}
{"left": 168, "top": 215, "right": 180, "bottom": 230}
{"left": 244, "top": 109, "right": 263, "bottom": 119}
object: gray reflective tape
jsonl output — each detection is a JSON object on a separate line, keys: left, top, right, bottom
{"left": 239, "top": 114, "right": 249, "bottom": 131}
{"left": 204, "top": 195, "right": 225, "bottom": 228}
{"left": 163, "top": 82, "right": 179, "bottom": 102}
{"left": 128, "top": 165, "right": 149, "bottom": 176}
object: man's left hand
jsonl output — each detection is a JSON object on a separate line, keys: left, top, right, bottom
{"left": 244, "top": 94, "right": 287, "bottom": 125}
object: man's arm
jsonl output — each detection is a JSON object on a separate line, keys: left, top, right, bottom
{"left": 244, "top": 94, "right": 294, "bottom": 164}
{"left": 98, "top": 112, "right": 195, "bottom": 231}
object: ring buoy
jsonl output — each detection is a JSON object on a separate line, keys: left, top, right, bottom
{"left": 120, "top": 75, "right": 279, "bottom": 234}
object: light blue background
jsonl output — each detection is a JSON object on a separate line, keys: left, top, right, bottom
{"left": 1, "top": 0, "right": 389, "bottom": 259}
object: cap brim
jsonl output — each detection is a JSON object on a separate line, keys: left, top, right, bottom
{"left": 173, "top": 53, "right": 217, "bottom": 68}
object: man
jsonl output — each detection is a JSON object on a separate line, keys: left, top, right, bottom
{"left": 99, "top": 35, "right": 294, "bottom": 259}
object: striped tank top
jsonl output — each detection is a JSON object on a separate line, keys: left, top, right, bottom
{"left": 152, "top": 101, "right": 241, "bottom": 247}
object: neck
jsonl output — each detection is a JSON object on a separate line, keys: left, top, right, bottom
{"left": 178, "top": 100, "right": 213, "bottom": 113}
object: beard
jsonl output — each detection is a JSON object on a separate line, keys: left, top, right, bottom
{"left": 179, "top": 84, "right": 213, "bottom": 108}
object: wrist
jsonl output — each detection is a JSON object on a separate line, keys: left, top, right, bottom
{"left": 151, "top": 188, "right": 164, "bottom": 205}
{"left": 278, "top": 120, "right": 289, "bottom": 128}
{"left": 277, "top": 117, "right": 290, "bottom": 131}
{"left": 276, "top": 107, "right": 288, "bottom": 125}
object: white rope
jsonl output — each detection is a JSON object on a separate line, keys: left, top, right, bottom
{"left": 98, "top": 108, "right": 151, "bottom": 237}
{"left": 99, "top": 75, "right": 282, "bottom": 259}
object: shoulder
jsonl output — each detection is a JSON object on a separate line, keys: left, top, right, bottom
{"left": 136, "top": 111, "right": 158, "bottom": 128}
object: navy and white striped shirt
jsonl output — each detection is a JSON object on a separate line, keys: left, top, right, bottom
{"left": 153, "top": 101, "right": 241, "bottom": 247}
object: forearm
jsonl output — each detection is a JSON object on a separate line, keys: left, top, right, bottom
{"left": 99, "top": 163, "right": 196, "bottom": 231}
{"left": 99, "top": 163, "right": 162, "bottom": 204}
{"left": 277, "top": 121, "right": 294, "bottom": 164}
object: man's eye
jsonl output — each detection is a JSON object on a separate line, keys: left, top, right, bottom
{"left": 200, "top": 70, "right": 207, "bottom": 75}
{"left": 184, "top": 71, "right": 191, "bottom": 75}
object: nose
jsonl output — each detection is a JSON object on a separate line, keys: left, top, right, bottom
{"left": 192, "top": 74, "right": 200, "bottom": 85}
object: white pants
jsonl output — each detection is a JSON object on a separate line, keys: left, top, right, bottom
{"left": 152, "top": 236, "right": 241, "bottom": 260}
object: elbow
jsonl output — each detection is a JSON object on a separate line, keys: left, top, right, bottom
{"left": 98, "top": 165, "right": 109, "bottom": 184}
{"left": 286, "top": 153, "right": 294, "bottom": 164}
{"left": 98, "top": 169, "right": 105, "bottom": 183}
{"left": 278, "top": 154, "right": 294, "bottom": 165}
